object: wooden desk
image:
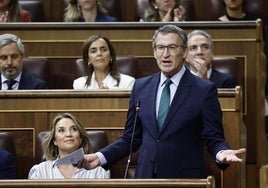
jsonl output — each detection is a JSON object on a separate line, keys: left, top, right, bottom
{"left": 0, "top": 88, "right": 244, "bottom": 188}
{"left": 0, "top": 177, "right": 215, "bottom": 188}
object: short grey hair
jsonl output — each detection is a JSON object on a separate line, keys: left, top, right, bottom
{"left": 152, "top": 24, "right": 187, "bottom": 48}
{"left": 187, "top": 30, "right": 214, "bottom": 50}
{"left": 0, "top": 33, "right": 25, "bottom": 54}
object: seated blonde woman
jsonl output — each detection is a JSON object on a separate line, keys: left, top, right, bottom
{"left": 28, "top": 113, "right": 110, "bottom": 179}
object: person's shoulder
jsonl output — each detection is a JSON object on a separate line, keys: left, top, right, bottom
{"left": 96, "top": 14, "right": 117, "bottom": 22}
{"left": 212, "top": 69, "right": 235, "bottom": 79}
{"left": 119, "top": 73, "right": 135, "bottom": 81}
{"left": 218, "top": 15, "right": 229, "bottom": 21}
{"left": 73, "top": 76, "right": 87, "bottom": 85}
{"left": 22, "top": 72, "right": 47, "bottom": 86}
{"left": 0, "top": 149, "right": 14, "bottom": 159}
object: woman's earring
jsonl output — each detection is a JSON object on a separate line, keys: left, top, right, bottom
{"left": 110, "top": 59, "right": 113, "bottom": 63}
{"left": 77, "top": 4, "right": 81, "bottom": 12}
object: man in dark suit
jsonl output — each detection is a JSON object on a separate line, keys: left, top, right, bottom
{"left": 185, "top": 29, "right": 236, "bottom": 88}
{"left": 0, "top": 149, "right": 15, "bottom": 179}
{"left": 0, "top": 33, "right": 47, "bottom": 90}
{"left": 79, "top": 25, "right": 246, "bottom": 178}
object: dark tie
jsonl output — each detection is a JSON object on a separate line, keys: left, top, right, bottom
{"left": 5, "top": 80, "right": 16, "bottom": 90}
{"left": 157, "top": 79, "right": 172, "bottom": 131}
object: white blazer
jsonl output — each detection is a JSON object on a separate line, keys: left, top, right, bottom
{"left": 73, "top": 72, "right": 135, "bottom": 89}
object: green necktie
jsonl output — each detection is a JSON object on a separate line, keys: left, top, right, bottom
{"left": 157, "top": 79, "right": 172, "bottom": 131}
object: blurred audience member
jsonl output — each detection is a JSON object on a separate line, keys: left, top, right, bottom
{"left": 186, "top": 30, "right": 237, "bottom": 88}
{"left": 142, "top": 0, "right": 185, "bottom": 22}
{"left": 64, "top": 0, "right": 116, "bottom": 22}
{"left": 0, "top": 33, "right": 48, "bottom": 90}
{"left": 0, "top": 149, "right": 15, "bottom": 179}
{"left": 0, "top": 0, "right": 31, "bottom": 22}
{"left": 219, "top": 0, "right": 257, "bottom": 21}
{"left": 73, "top": 34, "right": 135, "bottom": 89}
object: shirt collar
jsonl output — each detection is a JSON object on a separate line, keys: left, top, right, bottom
{"left": 160, "top": 65, "right": 186, "bottom": 87}
{"left": 1, "top": 72, "right": 22, "bottom": 83}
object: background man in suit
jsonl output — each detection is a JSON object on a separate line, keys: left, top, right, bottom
{"left": 185, "top": 29, "right": 237, "bottom": 88}
{"left": 0, "top": 149, "right": 15, "bottom": 179}
{"left": 78, "top": 24, "right": 246, "bottom": 178}
{"left": 0, "top": 33, "right": 47, "bottom": 90}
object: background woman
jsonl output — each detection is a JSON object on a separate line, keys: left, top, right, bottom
{"left": 64, "top": 0, "right": 116, "bottom": 22}
{"left": 0, "top": 0, "right": 30, "bottom": 22}
{"left": 143, "top": 0, "right": 185, "bottom": 22}
{"left": 28, "top": 113, "right": 110, "bottom": 179}
{"left": 73, "top": 34, "right": 135, "bottom": 89}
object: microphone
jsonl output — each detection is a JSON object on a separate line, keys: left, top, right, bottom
{"left": 123, "top": 100, "right": 140, "bottom": 179}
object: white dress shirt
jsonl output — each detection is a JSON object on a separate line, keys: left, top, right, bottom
{"left": 28, "top": 159, "right": 110, "bottom": 179}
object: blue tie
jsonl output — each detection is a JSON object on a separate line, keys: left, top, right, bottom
{"left": 157, "top": 79, "right": 172, "bottom": 131}
{"left": 5, "top": 80, "right": 16, "bottom": 90}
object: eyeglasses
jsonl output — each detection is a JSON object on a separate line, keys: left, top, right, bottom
{"left": 155, "top": 44, "right": 182, "bottom": 53}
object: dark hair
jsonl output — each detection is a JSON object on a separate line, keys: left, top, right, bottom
{"left": 6, "top": 0, "right": 23, "bottom": 22}
{"left": 152, "top": 24, "right": 187, "bottom": 48}
{"left": 81, "top": 34, "right": 120, "bottom": 87}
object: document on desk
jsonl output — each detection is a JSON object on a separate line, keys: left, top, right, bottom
{"left": 57, "top": 148, "right": 84, "bottom": 165}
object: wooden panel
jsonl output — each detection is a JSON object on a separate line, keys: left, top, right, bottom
{"left": 260, "top": 165, "right": 268, "bottom": 188}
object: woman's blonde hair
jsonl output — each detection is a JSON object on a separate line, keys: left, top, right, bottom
{"left": 41, "top": 113, "right": 93, "bottom": 160}
{"left": 64, "top": 0, "right": 108, "bottom": 22}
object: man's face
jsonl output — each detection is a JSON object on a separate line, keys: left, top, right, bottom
{"left": 153, "top": 33, "right": 187, "bottom": 78}
{"left": 0, "top": 42, "right": 23, "bottom": 79}
{"left": 186, "top": 35, "right": 214, "bottom": 69}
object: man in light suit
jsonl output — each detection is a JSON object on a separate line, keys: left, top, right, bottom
{"left": 0, "top": 33, "right": 47, "bottom": 90}
{"left": 79, "top": 25, "right": 246, "bottom": 178}
{"left": 0, "top": 149, "right": 15, "bottom": 179}
{"left": 185, "top": 29, "right": 237, "bottom": 88}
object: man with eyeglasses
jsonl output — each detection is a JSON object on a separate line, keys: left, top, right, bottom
{"left": 185, "top": 29, "right": 237, "bottom": 88}
{"left": 78, "top": 24, "right": 246, "bottom": 179}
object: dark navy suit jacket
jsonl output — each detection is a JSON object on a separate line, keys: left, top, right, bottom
{"left": 0, "top": 149, "right": 15, "bottom": 179}
{"left": 100, "top": 68, "right": 229, "bottom": 178}
{"left": 0, "top": 71, "right": 48, "bottom": 89}
{"left": 209, "top": 69, "right": 237, "bottom": 88}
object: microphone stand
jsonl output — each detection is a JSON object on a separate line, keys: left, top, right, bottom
{"left": 123, "top": 100, "right": 140, "bottom": 179}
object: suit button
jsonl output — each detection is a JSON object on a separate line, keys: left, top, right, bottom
{"left": 156, "top": 139, "right": 160, "bottom": 142}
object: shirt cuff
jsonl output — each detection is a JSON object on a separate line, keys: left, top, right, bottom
{"left": 95, "top": 152, "right": 107, "bottom": 166}
{"left": 216, "top": 150, "right": 225, "bottom": 163}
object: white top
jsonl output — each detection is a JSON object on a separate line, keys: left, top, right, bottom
{"left": 28, "top": 160, "right": 110, "bottom": 179}
{"left": 73, "top": 72, "right": 135, "bottom": 89}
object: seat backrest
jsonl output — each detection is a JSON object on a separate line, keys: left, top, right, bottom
{"left": 22, "top": 57, "right": 52, "bottom": 88}
{"left": 0, "top": 132, "right": 16, "bottom": 157}
{"left": 34, "top": 130, "right": 109, "bottom": 164}
{"left": 212, "top": 56, "right": 244, "bottom": 88}
{"left": 76, "top": 56, "right": 142, "bottom": 79}
{"left": 19, "top": 0, "right": 45, "bottom": 22}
